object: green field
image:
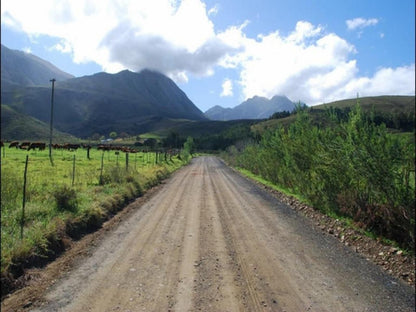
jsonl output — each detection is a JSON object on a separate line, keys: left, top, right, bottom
{"left": 1, "top": 146, "right": 188, "bottom": 290}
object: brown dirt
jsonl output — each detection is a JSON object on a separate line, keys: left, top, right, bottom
{"left": 2, "top": 156, "right": 415, "bottom": 312}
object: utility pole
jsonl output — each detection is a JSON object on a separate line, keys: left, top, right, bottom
{"left": 49, "top": 78, "right": 56, "bottom": 164}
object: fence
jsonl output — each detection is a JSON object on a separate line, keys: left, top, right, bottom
{"left": 1, "top": 147, "right": 181, "bottom": 239}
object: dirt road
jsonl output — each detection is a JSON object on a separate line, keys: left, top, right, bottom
{"left": 28, "top": 156, "right": 414, "bottom": 311}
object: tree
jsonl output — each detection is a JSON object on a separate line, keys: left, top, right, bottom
{"left": 184, "top": 136, "right": 194, "bottom": 154}
{"left": 163, "top": 131, "right": 182, "bottom": 148}
{"left": 144, "top": 138, "right": 157, "bottom": 148}
{"left": 109, "top": 131, "right": 118, "bottom": 140}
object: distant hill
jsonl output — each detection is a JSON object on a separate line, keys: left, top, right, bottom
{"left": 252, "top": 95, "right": 415, "bottom": 134}
{"left": 313, "top": 95, "right": 415, "bottom": 113}
{"left": 1, "top": 44, "right": 74, "bottom": 89}
{"left": 205, "top": 95, "right": 298, "bottom": 120}
{"left": 1, "top": 105, "right": 76, "bottom": 141}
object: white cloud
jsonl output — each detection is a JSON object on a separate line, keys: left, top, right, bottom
{"left": 52, "top": 39, "right": 72, "bottom": 53}
{"left": 208, "top": 4, "right": 219, "bottom": 16}
{"left": 219, "top": 20, "right": 414, "bottom": 105}
{"left": 1, "top": 0, "right": 235, "bottom": 81}
{"left": 226, "top": 21, "right": 359, "bottom": 103}
{"left": 220, "top": 78, "right": 233, "bottom": 97}
{"left": 23, "top": 46, "right": 32, "bottom": 54}
{"left": 340, "top": 64, "right": 415, "bottom": 98}
{"left": 346, "top": 17, "right": 378, "bottom": 30}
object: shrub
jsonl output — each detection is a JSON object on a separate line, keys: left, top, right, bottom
{"left": 53, "top": 185, "right": 78, "bottom": 212}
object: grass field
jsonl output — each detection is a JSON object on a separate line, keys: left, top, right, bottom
{"left": 1, "top": 146, "right": 188, "bottom": 289}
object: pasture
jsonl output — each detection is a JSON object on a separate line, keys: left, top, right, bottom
{"left": 1, "top": 144, "right": 187, "bottom": 288}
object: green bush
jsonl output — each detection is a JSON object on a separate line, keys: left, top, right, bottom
{"left": 52, "top": 185, "right": 78, "bottom": 212}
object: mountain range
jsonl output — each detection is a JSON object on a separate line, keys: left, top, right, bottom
{"left": 205, "top": 95, "right": 299, "bottom": 121}
{"left": 1, "top": 44, "right": 207, "bottom": 139}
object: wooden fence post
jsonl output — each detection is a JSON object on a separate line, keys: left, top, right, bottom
{"left": 20, "top": 155, "right": 29, "bottom": 240}
{"left": 99, "top": 152, "right": 104, "bottom": 185}
{"left": 125, "top": 152, "right": 129, "bottom": 171}
{"left": 72, "top": 155, "right": 76, "bottom": 186}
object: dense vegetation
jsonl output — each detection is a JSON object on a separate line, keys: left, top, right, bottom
{"left": 223, "top": 103, "right": 415, "bottom": 250}
{"left": 1, "top": 147, "right": 190, "bottom": 295}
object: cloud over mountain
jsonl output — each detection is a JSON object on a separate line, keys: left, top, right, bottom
{"left": 2, "top": 1, "right": 414, "bottom": 106}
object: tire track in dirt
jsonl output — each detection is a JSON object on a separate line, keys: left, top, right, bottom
{"left": 173, "top": 165, "right": 202, "bottom": 311}
{"left": 210, "top": 161, "right": 301, "bottom": 311}
{"left": 193, "top": 159, "right": 240, "bottom": 311}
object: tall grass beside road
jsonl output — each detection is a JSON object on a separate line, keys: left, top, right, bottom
{"left": 1, "top": 147, "right": 188, "bottom": 295}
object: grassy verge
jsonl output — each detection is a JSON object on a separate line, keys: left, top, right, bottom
{"left": 233, "top": 166, "right": 411, "bottom": 254}
{"left": 1, "top": 148, "right": 189, "bottom": 296}
{"left": 236, "top": 168, "right": 309, "bottom": 203}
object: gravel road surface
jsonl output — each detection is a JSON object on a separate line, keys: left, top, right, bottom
{"left": 27, "top": 156, "right": 414, "bottom": 311}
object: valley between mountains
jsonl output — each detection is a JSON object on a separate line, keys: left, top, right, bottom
{"left": 2, "top": 157, "right": 414, "bottom": 312}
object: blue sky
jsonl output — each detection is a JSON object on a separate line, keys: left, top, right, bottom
{"left": 1, "top": 0, "right": 414, "bottom": 112}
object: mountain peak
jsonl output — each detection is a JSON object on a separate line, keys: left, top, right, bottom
{"left": 205, "top": 95, "right": 298, "bottom": 120}
{"left": 1, "top": 44, "right": 74, "bottom": 88}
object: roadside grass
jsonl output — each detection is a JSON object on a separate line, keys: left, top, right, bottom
{"left": 1, "top": 147, "right": 188, "bottom": 294}
{"left": 236, "top": 167, "right": 309, "bottom": 204}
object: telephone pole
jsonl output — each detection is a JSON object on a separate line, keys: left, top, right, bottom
{"left": 49, "top": 78, "right": 56, "bottom": 164}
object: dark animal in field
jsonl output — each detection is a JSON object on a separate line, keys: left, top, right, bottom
{"left": 63, "top": 143, "right": 81, "bottom": 151}
{"left": 97, "top": 144, "right": 111, "bottom": 151}
{"left": 19, "top": 142, "right": 31, "bottom": 150}
{"left": 9, "top": 141, "right": 19, "bottom": 148}
{"left": 97, "top": 145, "right": 137, "bottom": 153}
{"left": 28, "top": 142, "right": 46, "bottom": 151}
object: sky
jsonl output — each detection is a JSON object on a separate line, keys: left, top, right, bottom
{"left": 1, "top": 0, "right": 415, "bottom": 112}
